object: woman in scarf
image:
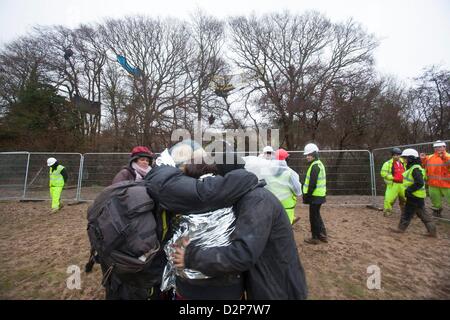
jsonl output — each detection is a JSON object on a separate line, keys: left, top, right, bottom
{"left": 112, "top": 146, "right": 154, "bottom": 184}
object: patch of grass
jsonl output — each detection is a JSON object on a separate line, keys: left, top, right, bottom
{"left": 334, "top": 277, "right": 367, "bottom": 299}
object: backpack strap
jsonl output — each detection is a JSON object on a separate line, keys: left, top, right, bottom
{"left": 85, "top": 247, "right": 97, "bottom": 273}
{"left": 101, "top": 263, "right": 116, "bottom": 286}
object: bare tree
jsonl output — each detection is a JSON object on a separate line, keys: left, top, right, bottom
{"left": 101, "top": 59, "right": 129, "bottom": 150}
{"left": 33, "top": 25, "right": 107, "bottom": 148}
{"left": 2, "top": 12, "right": 446, "bottom": 153}
{"left": 184, "top": 11, "right": 226, "bottom": 124}
{"left": 408, "top": 66, "right": 450, "bottom": 139}
{"left": 98, "top": 16, "right": 191, "bottom": 148}
{"left": 0, "top": 35, "right": 47, "bottom": 107}
{"left": 72, "top": 25, "right": 107, "bottom": 144}
{"left": 228, "top": 11, "right": 378, "bottom": 149}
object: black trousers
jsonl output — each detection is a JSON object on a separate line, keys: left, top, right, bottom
{"left": 101, "top": 264, "right": 166, "bottom": 300}
{"left": 309, "top": 203, "right": 327, "bottom": 239}
{"left": 398, "top": 200, "right": 436, "bottom": 235}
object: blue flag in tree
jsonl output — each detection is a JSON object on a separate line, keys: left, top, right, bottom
{"left": 117, "top": 55, "right": 141, "bottom": 76}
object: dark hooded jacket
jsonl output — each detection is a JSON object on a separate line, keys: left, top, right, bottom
{"left": 144, "top": 165, "right": 308, "bottom": 300}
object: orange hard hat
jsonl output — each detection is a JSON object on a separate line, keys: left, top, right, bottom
{"left": 275, "top": 148, "right": 289, "bottom": 160}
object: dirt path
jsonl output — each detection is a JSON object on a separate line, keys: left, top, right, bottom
{"left": 294, "top": 204, "right": 450, "bottom": 299}
{"left": 0, "top": 201, "right": 449, "bottom": 299}
{"left": 0, "top": 201, "right": 103, "bottom": 299}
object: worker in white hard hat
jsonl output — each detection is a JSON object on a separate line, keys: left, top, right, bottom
{"left": 47, "top": 157, "right": 67, "bottom": 212}
{"left": 302, "top": 143, "right": 327, "bottom": 244}
{"left": 392, "top": 149, "right": 436, "bottom": 236}
{"left": 420, "top": 140, "right": 450, "bottom": 217}
{"left": 259, "top": 146, "right": 275, "bottom": 160}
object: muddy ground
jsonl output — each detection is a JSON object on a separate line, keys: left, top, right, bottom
{"left": 0, "top": 200, "right": 449, "bottom": 300}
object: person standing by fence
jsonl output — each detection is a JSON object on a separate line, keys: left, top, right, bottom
{"left": 420, "top": 140, "right": 450, "bottom": 217}
{"left": 392, "top": 149, "right": 437, "bottom": 237}
{"left": 302, "top": 143, "right": 328, "bottom": 244}
{"left": 47, "top": 157, "right": 67, "bottom": 213}
{"left": 264, "top": 149, "right": 302, "bottom": 224}
{"left": 380, "top": 148, "right": 406, "bottom": 217}
{"left": 112, "top": 146, "right": 154, "bottom": 184}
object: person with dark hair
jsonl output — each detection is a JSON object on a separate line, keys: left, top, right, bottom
{"left": 302, "top": 143, "right": 327, "bottom": 245}
{"left": 156, "top": 141, "right": 244, "bottom": 300}
{"left": 99, "top": 147, "right": 169, "bottom": 300}
{"left": 112, "top": 146, "right": 154, "bottom": 184}
{"left": 95, "top": 141, "right": 251, "bottom": 301}
{"left": 392, "top": 149, "right": 437, "bottom": 237}
{"left": 146, "top": 145, "right": 308, "bottom": 300}
{"left": 380, "top": 148, "right": 406, "bottom": 216}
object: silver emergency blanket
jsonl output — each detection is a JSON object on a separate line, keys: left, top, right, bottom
{"left": 242, "top": 156, "right": 302, "bottom": 198}
{"left": 161, "top": 206, "right": 236, "bottom": 292}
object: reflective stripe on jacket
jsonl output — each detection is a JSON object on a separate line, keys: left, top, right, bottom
{"left": 422, "top": 152, "right": 450, "bottom": 188}
{"left": 402, "top": 164, "right": 426, "bottom": 198}
{"left": 49, "top": 165, "right": 65, "bottom": 187}
{"left": 303, "top": 160, "right": 326, "bottom": 197}
{"left": 265, "top": 170, "right": 296, "bottom": 201}
{"left": 380, "top": 158, "right": 405, "bottom": 185}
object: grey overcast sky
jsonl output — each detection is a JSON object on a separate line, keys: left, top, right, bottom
{"left": 0, "top": 0, "right": 449, "bottom": 82}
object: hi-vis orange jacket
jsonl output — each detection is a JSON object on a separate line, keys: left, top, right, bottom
{"left": 422, "top": 152, "right": 450, "bottom": 188}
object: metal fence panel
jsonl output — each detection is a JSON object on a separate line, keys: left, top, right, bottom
{"left": 23, "top": 153, "right": 82, "bottom": 201}
{"left": 0, "top": 152, "right": 30, "bottom": 200}
{"left": 4, "top": 143, "right": 447, "bottom": 209}
{"left": 79, "top": 153, "right": 130, "bottom": 200}
{"left": 78, "top": 151, "right": 261, "bottom": 200}
{"left": 372, "top": 140, "right": 450, "bottom": 218}
{"left": 79, "top": 150, "right": 373, "bottom": 204}
{"left": 287, "top": 150, "right": 373, "bottom": 205}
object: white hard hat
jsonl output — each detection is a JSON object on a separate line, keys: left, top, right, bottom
{"left": 304, "top": 143, "right": 319, "bottom": 155}
{"left": 433, "top": 140, "right": 446, "bottom": 148}
{"left": 401, "top": 148, "right": 419, "bottom": 158}
{"left": 263, "top": 146, "right": 274, "bottom": 153}
{"left": 47, "top": 157, "right": 57, "bottom": 167}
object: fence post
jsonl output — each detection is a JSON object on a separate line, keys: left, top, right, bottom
{"left": 76, "top": 154, "right": 84, "bottom": 202}
{"left": 22, "top": 152, "right": 31, "bottom": 200}
{"left": 370, "top": 151, "right": 377, "bottom": 205}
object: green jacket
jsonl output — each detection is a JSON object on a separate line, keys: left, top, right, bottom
{"left": 380, "top": 158, "right": 405, "bottom": 185}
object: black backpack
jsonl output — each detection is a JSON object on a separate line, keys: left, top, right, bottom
{"left": 85, "top": 181, "right": 160, "bottom": 277}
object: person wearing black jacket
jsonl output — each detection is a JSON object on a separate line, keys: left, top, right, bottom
{"left": 169, "top": 162, "right": 244, "bottom": 300}
{"left": 302, "top": 143, "right": 327, "bottom": 245}
{"left": 145, "top": 151, "right": 308, "bottom": 300}
{"left": 393, "top": 149, "right": 437, "bottom": 237}
{"left": 100, "top": 156, "right": 259, "bottom": 300}
{"left": 159, "top": 141, "right": 246, "bottom": 300}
